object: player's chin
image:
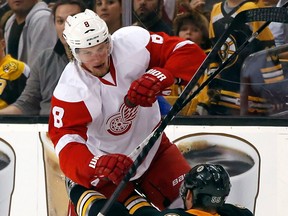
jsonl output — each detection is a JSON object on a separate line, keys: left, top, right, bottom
{"left": 93, "top": 63, "right": 105, "bottom": 69}
{"left": 92, "top": 68, "right": 109, "bottom": 77}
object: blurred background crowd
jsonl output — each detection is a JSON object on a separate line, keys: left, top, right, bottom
{"left": 0, "top": 0, "right": 287, "bottom": 117}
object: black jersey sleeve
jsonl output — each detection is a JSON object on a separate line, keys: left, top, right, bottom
{"left": 217, "top": 203, "right": 254, "bottom": 216}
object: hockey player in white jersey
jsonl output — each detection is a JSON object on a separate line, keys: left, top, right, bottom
{"left": 48, "top": 9, "right": 206, "bottom": 216}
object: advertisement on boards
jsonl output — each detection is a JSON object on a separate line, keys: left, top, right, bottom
{"left": 0, "top": 123, "right": 287, "bottom": 216}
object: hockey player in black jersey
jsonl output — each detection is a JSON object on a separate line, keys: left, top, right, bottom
{"left": 128, "top": 164, "right": 253, "bottom": 216}
{"left": 67, "top": 164, "right": 253, "bottom": 216}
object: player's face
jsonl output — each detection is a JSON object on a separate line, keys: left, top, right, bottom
{"left": 77, "top": 42, "right": 110, "bottom": 77}
{"left": 54, "top": 4, "right": 82, "bottom": 45}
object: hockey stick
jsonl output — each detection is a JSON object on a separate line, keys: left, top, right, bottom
{"left": 97, "top": 6, "right": 288, "bottom": 216}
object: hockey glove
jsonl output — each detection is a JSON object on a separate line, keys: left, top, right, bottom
{"left": 94, "top": 154, "right": 133, "bottom": 185}
{"left": 126, "top": 68, "right": 174, "bottom": 107}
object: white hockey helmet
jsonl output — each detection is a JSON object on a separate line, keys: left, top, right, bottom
{"left": 63, "top": 9, "right": 110, "bottom": 59}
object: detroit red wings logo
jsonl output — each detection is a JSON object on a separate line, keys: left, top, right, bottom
{"left": 106, "top": 103, "right": 138, "bottom": 135}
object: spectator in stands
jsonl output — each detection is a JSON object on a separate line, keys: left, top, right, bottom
{"left": 173, "top": 10, "right": 210, "bottom": 51}
{"left": 133, "top": 0, "right": 173, "bottom": 35}
{"left": 4, "top": 0, "right": 57, "bottom": 67}
{"left": 240, "top": 45, "right": 288, "bottom": 116}
{"left": 164, "top": 10, "right": 210, "bottom": 116}
{"left": 197, "top": 0, "right": 280, "bottom": 116}
{"left": 0, "top": 0, "right": 86, "bottom": 116}
{"left": 0, "top": 28, "right": 29, "bottom": 109}
{"left": 94, "top": 0, "right": 122, "bottom": 34}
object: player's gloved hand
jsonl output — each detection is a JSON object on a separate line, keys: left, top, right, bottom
{"left": 125, "top": 68, "right": 174, "bottom": 107}
{"left": 94, "top": 154, "right": 133, "bottom": 185}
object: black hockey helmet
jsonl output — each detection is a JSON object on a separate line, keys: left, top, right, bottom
{"left": 180, "top": 164, "right": 231, "bottom": 209}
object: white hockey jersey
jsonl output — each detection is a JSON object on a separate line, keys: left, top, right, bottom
{"left": 48, "top": 26, "right": 206, "bottom": 187}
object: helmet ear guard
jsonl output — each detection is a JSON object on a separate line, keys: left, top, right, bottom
{"left": 63, "top": 9, "right": 111, "bottom": 61}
